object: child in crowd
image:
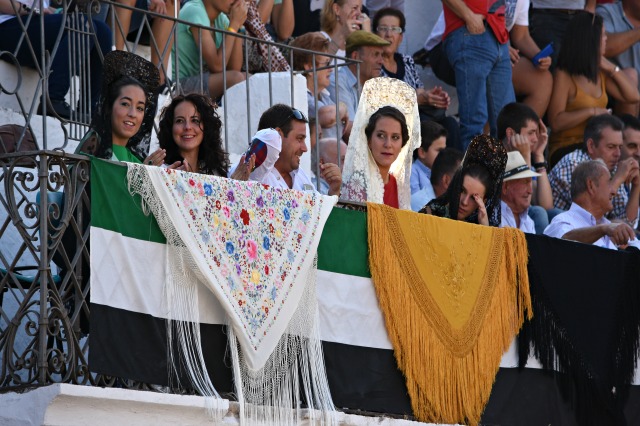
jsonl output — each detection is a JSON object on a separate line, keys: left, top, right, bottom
{"left": 410, "top": 121, "right": 447, "bottom": 200}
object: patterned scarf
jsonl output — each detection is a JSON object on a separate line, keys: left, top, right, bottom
{"left": 243, "top": 0, "right": 290, "bottom": 72}
{"left": 367, "top": 203, "right": 531, "bottom": 426}
{"left": 127, "top": 164, "right": 337, "bottom": 423}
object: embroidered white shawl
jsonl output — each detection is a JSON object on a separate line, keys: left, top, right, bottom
{"left": 127, "top": 164, "right": 337, "bottom": 423}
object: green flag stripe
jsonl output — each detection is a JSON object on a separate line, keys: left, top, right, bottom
{"left": 91, "top": 159, "right": 165, "bottom": 243}
{"left": 317, "top": 208, "right": 370, "bottom": 278}
{"left": 90, "top": 158, "right": 370, "bottom": 277}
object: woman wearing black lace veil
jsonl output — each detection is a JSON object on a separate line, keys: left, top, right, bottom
{"left": 419, "top": 134, "right": 507, "bottom": 227}
{"left": 75, "top": 50, "right": 161, "bottom": 164}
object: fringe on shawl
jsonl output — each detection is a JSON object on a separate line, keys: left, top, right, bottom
{"left": 127, "top": 163, "right": 336, "bottom": 425}
{"left": 367, "top": 203, "right": 531, "bottom": 426}
{"left": 518, "top": 250, "right": 640, "bottom": 426}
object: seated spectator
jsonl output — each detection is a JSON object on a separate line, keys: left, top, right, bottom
{"left": 547, "top": 11, "right": 639, "bottom": 166}
{"left": 620, "top": 114, "right": 640, "bottom": 165}
{"left": 289, "top": 32, "right": 347, "bottom": 141}
{"left": 500, "top": 151, "right": 541, "bottom": 233}
{"left": 320, "top": 0, "right": 370, "bottom": 58}
{"left": 255, "top": 0, "right": 294, "bottom": 41}
{"left": 252, "top": 104, "right": 342, "bottom": 195}
{"left": 545, "top": 159, "right": 639, "bottom": 249}
{"left": 328, "top": 30, "right": 389, "bottom": 140}
{"left": 411, "top": 147, "right": 462, "bottom": 212}
{"left": 76, "top": 51, "right": 163, "bottom": 164}
{"left": 497, "top": 102, "right": 561, "bottom": 233}
{"left": 111, "top": 0, "right": 179, "bottom": 85}
{"left": 319, "top": 138, "right": 347, "bottom": 170}
{"left": 173, "top": 0, "right": 246, "bottom": 99}
{"left": 431, "top": 148, "right": 463, "bottom": 198}
{"left": 311, "top": 138, "right": 347, "bottom": 194}
{"left": 0, "top": 0, "right": 111, "bottom": 119}
{"left": 597, "top": 0, "right": 640, "bottom": 116}
{"left": 158, "top": 93, "right": 253, "bottom": 179}
{"left": 619, "top": 114, "right": 640, "bottom": 222}
{"left": 341, "top": 78, "right": 420, "bottom": 209}
{"left": 549, "top": 114, "right": 640, "bottom": 223}
{"left": 410, "top": 121, "right": 447, "bottom": 195}
{"left": 373, "top": 7, "right": 460, "bottom": 150}
{"left": 506, "top": 0, "right": 553, "bottom": 118}
{"left": 420, "top": 134, "right": 508, "bottom": 227}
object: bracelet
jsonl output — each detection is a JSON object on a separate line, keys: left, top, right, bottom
{"left": 227, "top": 27, "right": 237, "bottom": 33}
{"left": 532, "top": 161, "right": 548, "bottom": 170}
{"left": 610, "top": 65, "right": 621, "bottom": 77}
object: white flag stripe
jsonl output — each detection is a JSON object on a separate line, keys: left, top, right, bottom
{"left": 91, "top": 227, "right": 544, "bottom": 370}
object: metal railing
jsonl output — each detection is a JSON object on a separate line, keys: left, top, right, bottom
{"left": 0, "top": 150, "right": 214, "bottom": 391}
{"left": 0, "top": 150, "right": 91, "bottom": 387}
{"left": 0, "top": 0, "right": 359, "bottom": 154}
{"left": 0, "top": 0, "right": 361, "bottom": 391}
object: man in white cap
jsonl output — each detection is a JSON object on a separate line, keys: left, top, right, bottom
{"left": 500, "top": 151, "right": 541, "bottom": 233}
{"left": 254, "top": 103, "right": 342, "bottom": 195}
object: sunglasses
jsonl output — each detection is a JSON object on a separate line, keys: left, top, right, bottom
{"left": 275, "top": 108, "right": 308, "bottom": 129}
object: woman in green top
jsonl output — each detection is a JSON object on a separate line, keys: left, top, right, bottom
{"left": 77, "top": 50, "right": 166, "bottom": 164}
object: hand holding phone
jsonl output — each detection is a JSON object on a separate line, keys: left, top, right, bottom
{"left": 533, "top": 43, "right": 553, "bottom": 66}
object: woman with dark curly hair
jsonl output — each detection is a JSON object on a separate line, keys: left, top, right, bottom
{"left": 158, "top": 93, "right": 253, "bottom": 179}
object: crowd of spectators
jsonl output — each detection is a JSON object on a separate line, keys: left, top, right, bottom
{"left": 4, "top": 0, "right": 640, "bottom": 250}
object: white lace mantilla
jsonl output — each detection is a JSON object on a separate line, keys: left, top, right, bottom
{"left": 341, "top": 77, "right": 421, "bottom": 209}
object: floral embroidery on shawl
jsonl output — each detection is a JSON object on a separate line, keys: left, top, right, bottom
{"left": 128, "top": 164, "right": 338, "bottom": 423}
{"left": 159, "top": 168, "right": 333, "bottom": 355}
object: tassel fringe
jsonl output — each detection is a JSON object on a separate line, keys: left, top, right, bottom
{"left": 518, "top": 253, "right": 640, "bottom": 426}
{"left": 367, "top": 203, "right": 531, "bottom": 426}
{"left": 127, "top": 164, "right": 336, "bottom": 425}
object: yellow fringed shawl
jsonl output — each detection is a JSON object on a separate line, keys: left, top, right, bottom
{"left": 367, "top": 203, "right": 532, "bottom": 426}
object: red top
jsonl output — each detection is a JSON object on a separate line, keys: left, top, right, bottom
{"left": 383, "top": 174, "right": 399, "bottom": 209}
{"left": 443, "top": 0, "right": 508, "bottom": 44}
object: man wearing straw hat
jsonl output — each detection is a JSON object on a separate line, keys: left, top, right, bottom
{"left": 500, "top": 151, "right": 541, "bottom": 233}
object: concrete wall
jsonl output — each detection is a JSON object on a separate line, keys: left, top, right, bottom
{"left": 0, "top": 383, "right": 452, "bottom": 426}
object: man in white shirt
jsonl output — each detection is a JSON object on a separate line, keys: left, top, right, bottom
{"left": 500, "top": 151, "right": 540, "bottom": 233}
{"left": 549, "top": 114, "right": 640, "bottom": 223}
{"left": 544, "top": 159, "right": 637, "bottom": 250}
{"left": 255, "top": 104, "right": 342, "bottom": 195}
